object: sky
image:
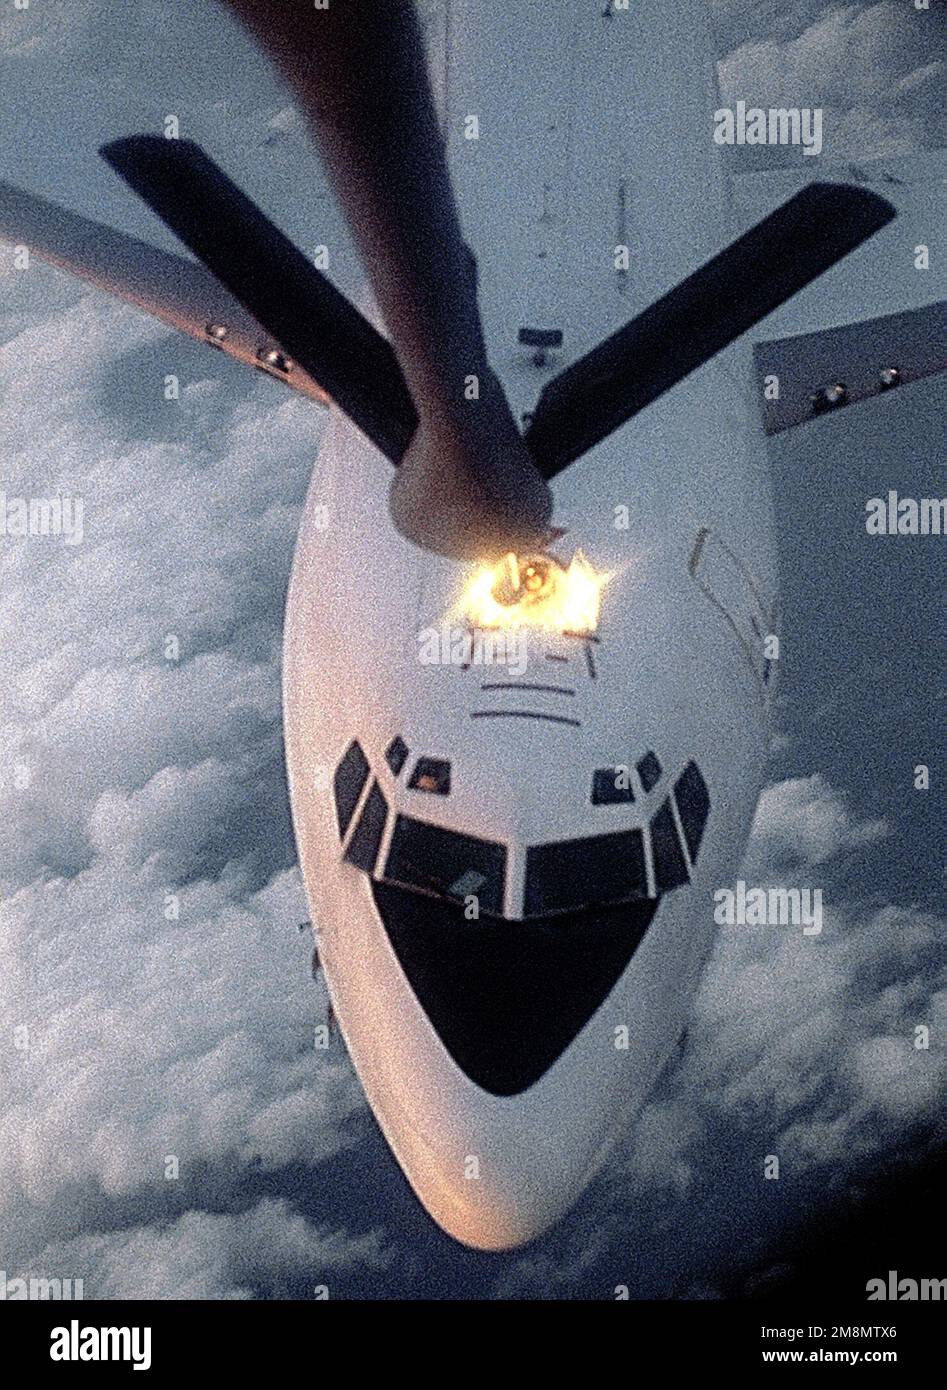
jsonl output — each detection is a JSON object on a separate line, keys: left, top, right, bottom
{"left": 0, "top": 0, "right": 944, "bottom": 1299}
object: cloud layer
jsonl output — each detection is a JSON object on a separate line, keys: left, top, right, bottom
{"left": 715, "top": 2, "right": 946, "bottom": 162}
{"left": 0, "top": 286, "right": 390, "bottom": 1295}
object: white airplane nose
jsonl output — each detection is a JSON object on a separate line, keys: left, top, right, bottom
{"left": 383, "top": 1094, "right": 611, "bottom": 1251}
{"left": 417, "top": 1173, "right": 580, "bottom": 1253}
{"left": 347, "top": 879, "right": 668, "bottom": 1249}
{"left": 313, "top": 765, "right": 719, "bottom": 1250}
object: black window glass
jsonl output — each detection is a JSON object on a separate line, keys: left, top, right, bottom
{"left": 637, "top": 751, "right": 662, "bottom": 793}
{"left": 384, "top": 815, "right": 505, "bottom": 915}
{"left": 333, "top": 739, "right": 369, "bottom": 837}
{"left": 385, "top": 735, "right": 409, "bottom": 776}
{"left": 650, "top": 799, "right": 689, "bottom": 890}
{"left": 408, "top": 757, "right": 451, "bottom": 795}
{"left": 344, "top": 779, "right": 388, "bottom": 872}
{"left": 674, "top": 760, "right": 710, "bottom": 862}
{"left": 372, "top": 880, "right": 658, "bottom": 1096}
{"left": 592, "top": 766, "right": 635, "bottom": 805}
{"left": 525, "top": 828, "right": 648, "bottom": 916}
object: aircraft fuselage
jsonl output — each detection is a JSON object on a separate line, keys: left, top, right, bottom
{"left": 283, "top": 0, "right": 778, "bottom": 1248}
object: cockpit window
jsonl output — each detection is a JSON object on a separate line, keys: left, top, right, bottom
{"left": 333, "top": 739, "right": 369, "bottom": 837}
{"left": 637, "top": 751, "right": 662, "bottom": 792}
{"left": 383, "top": 814, "right": 505, "bottom": 915}
{"left": 408, "top": 757, "right": 451, "bottom": 795}
{"left": 674, "top": 760, "right": 710, "bottom": 860}
{"left": 650, "top": 799, "right": 689, "bottom": 890}
{"left": 591, "top": 766, "right": 635, "bottom": 805}
{"left": 525, "top": 828, "right": 648, "bottom": 916}
{"left": 344, "top": 779, "right": 388, "bottom": 873}
{"left": 384, "top": 735, "right": 409, "bottom": 776}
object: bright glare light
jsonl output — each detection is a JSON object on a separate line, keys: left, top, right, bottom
{"left": 456, "top": 551, "right": 609, "bottom": 634}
